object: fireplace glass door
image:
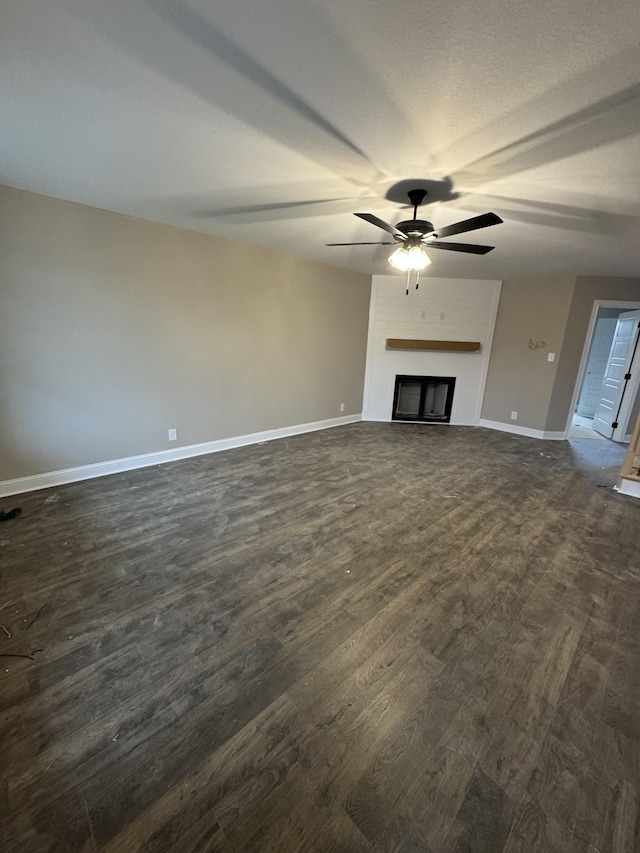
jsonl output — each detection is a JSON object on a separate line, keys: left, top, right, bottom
{"left": 392, "top": 375, "right": 456, "bottom": 422}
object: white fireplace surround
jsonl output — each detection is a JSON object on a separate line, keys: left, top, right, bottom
{"left": 362, "top": 276, "right": 502, "bottom": 425}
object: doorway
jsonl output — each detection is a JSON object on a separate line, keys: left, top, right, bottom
{"left": 592, "top": 309, "right": 640, "bottom": 438}
{"left": 568, "top": 301, "right": 640, "bottom": 442}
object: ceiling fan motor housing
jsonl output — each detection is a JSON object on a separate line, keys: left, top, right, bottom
{"left": 395, "top": 219, "right": 434, "bottom": 237}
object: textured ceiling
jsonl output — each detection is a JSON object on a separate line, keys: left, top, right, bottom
{"left": 2, "top": 0, "right": 640, "bottom": 280}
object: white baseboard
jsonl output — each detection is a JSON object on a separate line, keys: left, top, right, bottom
{"left": 615, "top": 478, "right": 640, "bottom": 498}
{"left": 0, "top": 414, "right": 362, "bottom": 498}
{"left": 478, "top": 419, "right": 566, "bottom": 441}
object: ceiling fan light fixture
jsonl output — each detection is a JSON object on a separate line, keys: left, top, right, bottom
{"left": 408, "top": 245, "right": 432, "bottom": 270}
{"left": 388, "top": 245, "right": 431, "bottom": 271}
{"left": 388, "top": 246, "right": 408, "bottom": 270}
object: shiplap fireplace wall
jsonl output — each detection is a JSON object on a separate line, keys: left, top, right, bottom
{"left": 362, "top": 276, "right": 502, "bottom": 424}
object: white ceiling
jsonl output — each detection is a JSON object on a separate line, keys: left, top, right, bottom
{"left": 2, "top": 0, "right": 640, "bottom": 280}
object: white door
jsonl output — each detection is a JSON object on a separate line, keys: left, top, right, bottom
{"left": 576, "top": 317, "right": 617, "bottom": 417}
{"left": 593, "top": 310, "right": 640, "bottom": 438}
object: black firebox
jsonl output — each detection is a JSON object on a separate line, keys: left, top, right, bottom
{"left": 392, "top": 375, "right": 456, "bottom": 423}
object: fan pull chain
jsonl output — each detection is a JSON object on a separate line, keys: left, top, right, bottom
{"left": 415, "top": 268, "right": 420, "bottom": 291}
{"left": 405, "top": 270, "right": 410, "bottom": 296}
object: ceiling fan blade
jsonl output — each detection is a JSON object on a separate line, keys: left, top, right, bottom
{"left": 426, "top": 241, "right": 495, "bottom": 254}
{"left": 355, "top": 212, "right": 409, "bottom": 239}
{"left": 429, "top": 212, "right": 503, "bottom": 239}
{"left": 326, "top": 241, "right": 396, "bottom": 246}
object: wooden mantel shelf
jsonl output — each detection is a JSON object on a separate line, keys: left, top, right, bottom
{"left": 386, "top": 338, "right": 482, "bottom": 353}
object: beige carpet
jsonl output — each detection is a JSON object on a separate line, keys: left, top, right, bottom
{"left": 569, "top": 414, "right": 608, "bottom": 440}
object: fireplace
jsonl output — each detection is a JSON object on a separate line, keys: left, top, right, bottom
{"left": 392, "top": 375, "right": 456, "bottom": 423}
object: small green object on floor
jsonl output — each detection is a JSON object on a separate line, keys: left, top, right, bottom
{"left": 0, "top": 507, "right": 22, "bottom": 521}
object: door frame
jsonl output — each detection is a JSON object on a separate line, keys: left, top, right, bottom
{"left": 564, "top": 300, "right": 640, "bottom": 441}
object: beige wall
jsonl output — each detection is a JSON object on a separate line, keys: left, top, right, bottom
{"left": 546, "top": 276, "right": 640, "bottom": 431}
{"left": 0, "top": 186, "right": 371, "bottom": 481}
{"left": 481, "top": 274, "right": 576, "bottom": 431}
{"left": 482, "top": 272, "right": 640, "bottom": 434}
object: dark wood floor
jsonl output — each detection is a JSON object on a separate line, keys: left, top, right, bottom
{"left": 1, "top": 423, "right": 639, "bottom": 852}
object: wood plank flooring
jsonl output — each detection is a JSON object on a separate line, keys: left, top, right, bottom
{"left": 1, "top": 422, "right": 639, "bottom": 852}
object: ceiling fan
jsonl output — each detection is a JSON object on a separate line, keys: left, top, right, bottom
{"left": 327, "top": 188, "right": 503, "bottom": 291}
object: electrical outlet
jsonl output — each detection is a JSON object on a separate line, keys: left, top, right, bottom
{"left": 340, "top": 402, "right": 346, "bottom": 412}
{"left": 547, "top": 352, "right": 556, "bottom": 362}
{"left": 511, "top": 411, "right": 518, "bottom": 420}
{"left": 168, "top": 428, "right": 177, "bottom": 441}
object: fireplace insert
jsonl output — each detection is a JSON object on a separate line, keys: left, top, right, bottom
{"left": 392, "top": 375, "right": 456, "bottom": 423}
